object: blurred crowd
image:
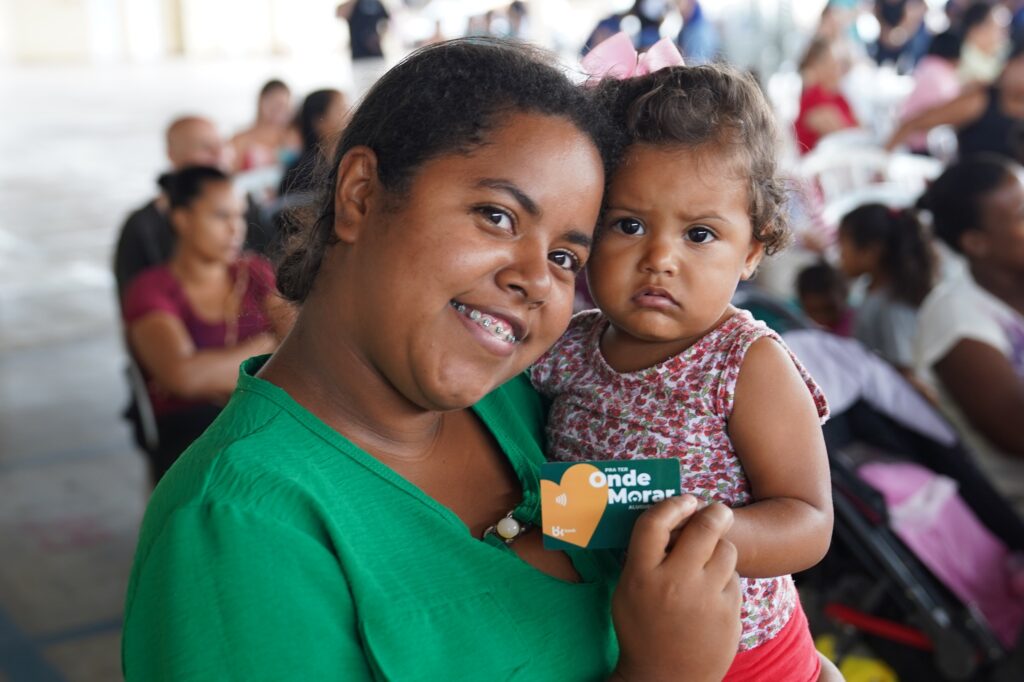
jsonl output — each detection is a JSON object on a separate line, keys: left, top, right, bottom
{"left": 111, "top": 0, "right": 1024, "bottom": 580}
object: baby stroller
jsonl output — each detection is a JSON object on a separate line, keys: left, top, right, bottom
{"left": 734, "top": 289, "right": 1024, "bottom": 681}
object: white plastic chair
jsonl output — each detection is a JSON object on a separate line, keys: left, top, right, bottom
{"left": 820, "top": 182, "right": 922, "bottom": 228}
{"left": 799, "top": 146, "right": 942, "bottom": 211}
{"left": 814, "top": 128, "right": 880, "bottom": 152}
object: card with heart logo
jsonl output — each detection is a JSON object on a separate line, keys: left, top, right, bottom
{"left": 540, "top": 459, "right": 681, "bottom": 550}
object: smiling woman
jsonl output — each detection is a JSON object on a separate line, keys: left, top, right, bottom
{"left": 121, "top": 39, "right": 743, "bottom": 681}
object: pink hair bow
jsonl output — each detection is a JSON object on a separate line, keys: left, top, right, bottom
{"left": 581, "top": 31, "right": 685, "bottom": 82}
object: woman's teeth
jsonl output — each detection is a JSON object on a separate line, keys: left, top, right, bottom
{"left": 450, "top": 301, "right": 520, "bottom": 344}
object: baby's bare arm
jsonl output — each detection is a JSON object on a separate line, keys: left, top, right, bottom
{"left": 725, "top": 338, "right": 833, "bottom": 578}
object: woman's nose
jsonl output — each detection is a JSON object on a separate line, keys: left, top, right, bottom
{"left": 495, "top": 242, "right": 553, "bottom": 306}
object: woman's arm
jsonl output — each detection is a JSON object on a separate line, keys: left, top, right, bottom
{"left": 886, "top": 87, "right": 987, "bottom": 150}
{"left": 934, "top": 339, "right": 1024, "bottom": 455}
{"left": 129, "top": 312, "right": 276, "bottom": 402}
{"left": 726, "top": 338, "right": 834, "bottom": 578}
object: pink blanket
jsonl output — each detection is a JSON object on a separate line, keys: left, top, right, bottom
{"left": 859, "top": 461, "right": 1024, "bottom": 648}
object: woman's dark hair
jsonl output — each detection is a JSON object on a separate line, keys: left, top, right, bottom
{"left": 917, "top": 154, "right": 1017, "bottom": 253}
{"left": 296, "top": 89, "right": 342, "bottom": 152}
{"left": 157, "top": 166, "right": 230, "bottom": 211}
{"left": 960, "top": 2, "right": 994, "bottom": 37}
{"left": 796, "top": 261, "right": 848, "bottom": 298}
{"left": 260, "top": 79, "right": 289, "bottom": 99}
{"left": 276, "top": 39, "right": 617, "bottom": 304}
{"left": 927, "top": 30, "right": 963, "bottom": 61}
{"left": 838, "top": 203, "right": 936, "bottom": 306}
{"left": 593, "top": 64, "right": 789, "bottom": 255}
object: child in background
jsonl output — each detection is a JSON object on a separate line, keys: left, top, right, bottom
{"left": 797, "top": 261, "right": 854, "bottom": 335}
{"left": 531, "top": 61, "right": 835, "bottom": 680}
{"left": 837, "top": 203, "right": 936, "bottom": 372}
{"left": 795, "top": 36, "right": 859, "bottom": 154}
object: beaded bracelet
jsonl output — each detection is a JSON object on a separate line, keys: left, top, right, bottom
{"left": 481, "top": 510, "right": 533, "bottom": 545}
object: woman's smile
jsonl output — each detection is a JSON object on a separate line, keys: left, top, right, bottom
{"left": 450, "top": 299, "right": 524, "bottom": 356}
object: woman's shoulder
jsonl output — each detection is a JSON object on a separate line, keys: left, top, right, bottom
{"left": 137, "top": 393, "right": 339, "bottom": 552}
{"left": 239, "top": 253, "right": 276, "bottom": 287}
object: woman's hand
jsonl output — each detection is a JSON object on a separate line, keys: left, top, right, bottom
{"left": 611, "top": 497, "right": 741, "bottom": 682}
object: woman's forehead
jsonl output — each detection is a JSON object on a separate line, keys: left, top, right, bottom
{"left": 412, "top": 113, "right": 605, "bottom": 201}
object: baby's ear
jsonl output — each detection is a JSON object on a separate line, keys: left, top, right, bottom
{"left": 741, "top": 233, "right": 766, "bottom": 281}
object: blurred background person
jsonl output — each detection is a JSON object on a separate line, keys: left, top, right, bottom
{"left": 957, "top": 1, "right": 1010, "bottom": 84}
{"left": 113, "top": 116, "right": 228, "bottom": 298}
{"left": 837, "top": 204, "right": 937, "bottom": 374}
{"left": 229, "top": 79, "right": 301, "bottom": 172}
{"left": 887, "top": 43, "right": 1024, "bottom": 163}
{"left": 336, "top": 0, "right": 391, "bottom": 60}
{"left": 122, "top": 166, "right": 293, "bottom": 485}
{"left": 915, "top": 156, "right": 1024, "bottom": 517}
{"left": 897, "top": 30, "right": 963, "bottom": 154}
{"left": 278, "top": 88, "right": 348, "bottom": 200}
{"left": 795, "top": 37, "right": 860, "bottom": 154}
{"left": 582, "top": 0, "right": 671, "bottom": 53}
{"left": 676, "top": 0, "right": 720, "bottom": 64}
{"left": 796, "top": 261, "right": 854, "bottom": 336}
{"left": 873, "top": 0, "right": 930, "bottom": 71}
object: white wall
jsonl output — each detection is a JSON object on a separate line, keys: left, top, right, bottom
{"left": 9, "top": 0, "right": 94, "bottom": 62}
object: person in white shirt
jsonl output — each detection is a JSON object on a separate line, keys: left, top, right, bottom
{"left": 915, "top": 155, "right": 1024, "bottom": 516}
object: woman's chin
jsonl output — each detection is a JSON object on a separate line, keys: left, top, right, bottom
{"left": 422, "top": 365, "right": 517, "bottom": 412}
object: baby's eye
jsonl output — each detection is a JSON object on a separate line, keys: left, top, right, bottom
{"left": 612, "top": 218, "right": 645, "bottom": 236}
{"left": 549, "top": 249, "right": 583, "bottom": 273}
{"left": 478, "top": 206, "right": 514, "bottom": 232}
{"left": 686, "top": 226, "right": 715, "bottom": 244}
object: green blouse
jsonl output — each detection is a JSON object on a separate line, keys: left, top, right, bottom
{"left": 122, "top": 356, "right": 620, "bottom": 680}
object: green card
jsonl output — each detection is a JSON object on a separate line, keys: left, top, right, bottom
{"left": 540, "top": 459, "right": 681, "bottom": 550}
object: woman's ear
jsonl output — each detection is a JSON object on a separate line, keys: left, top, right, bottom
{"left": 334, "top": 146, "right": 380, "bottom": 244}
{"left": 741, "top": 236, "right": 766, "bottom": 281}
{"left": 168, "top": 207, "right": 189, "bottom": 239}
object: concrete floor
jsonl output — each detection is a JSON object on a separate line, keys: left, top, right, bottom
{"left": 0, "top": 53, "right": 362, "bottom": 682}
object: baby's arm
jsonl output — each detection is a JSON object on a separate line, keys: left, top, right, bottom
{"left": 725, "top": 337, "right": 833, "bottom": 579}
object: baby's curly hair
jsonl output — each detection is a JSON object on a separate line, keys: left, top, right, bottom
{"left": 594, "top": 65, "right": 790, "bottom": 255}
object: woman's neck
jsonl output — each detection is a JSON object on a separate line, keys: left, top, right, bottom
{"left": 259, "top": 300, "right": 445, "bottom": 460}
{"left": 972, "top": 262, "right": 1024, "bottom": 316}
{"left": 169, "top": 248, "right": 229, "bottom": 286}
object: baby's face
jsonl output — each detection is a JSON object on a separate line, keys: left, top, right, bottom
{"left": 588, "top": 144, "right": 762, "bottom": 353}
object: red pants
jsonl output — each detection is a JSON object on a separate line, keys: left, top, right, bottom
{"left": 722, "top": 600, "right": 821, "bottom": 682}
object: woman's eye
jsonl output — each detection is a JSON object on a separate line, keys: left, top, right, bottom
{"left": 613, "top": 218, "right": 645, "bottom": 236}
{"left": 686, "top": 227, "right": 715, "bottom": 244}
{"left": 549, "top": 250, "right": 582, "bottom": 273}
{"left": 478, "top": 207, "right": 514, "bottom": 231}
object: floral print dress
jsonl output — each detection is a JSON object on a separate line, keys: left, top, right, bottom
{"left": 530, "top": 309, "right": 829, "bottom": 651}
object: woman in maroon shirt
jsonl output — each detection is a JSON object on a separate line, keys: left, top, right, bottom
{"left": 123, "top": 166, "right": 294, "bottom": 483}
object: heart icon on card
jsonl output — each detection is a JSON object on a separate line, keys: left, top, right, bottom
{"left": 540, "top": 463, "right": 608, "bottom": 548}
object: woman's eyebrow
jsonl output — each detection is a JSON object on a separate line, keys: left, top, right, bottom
{"left": 563, "top": 230, "right": 592, "bottom": 250}
{"left": 476, "top": 178, "right": 540, "bottom": 217}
